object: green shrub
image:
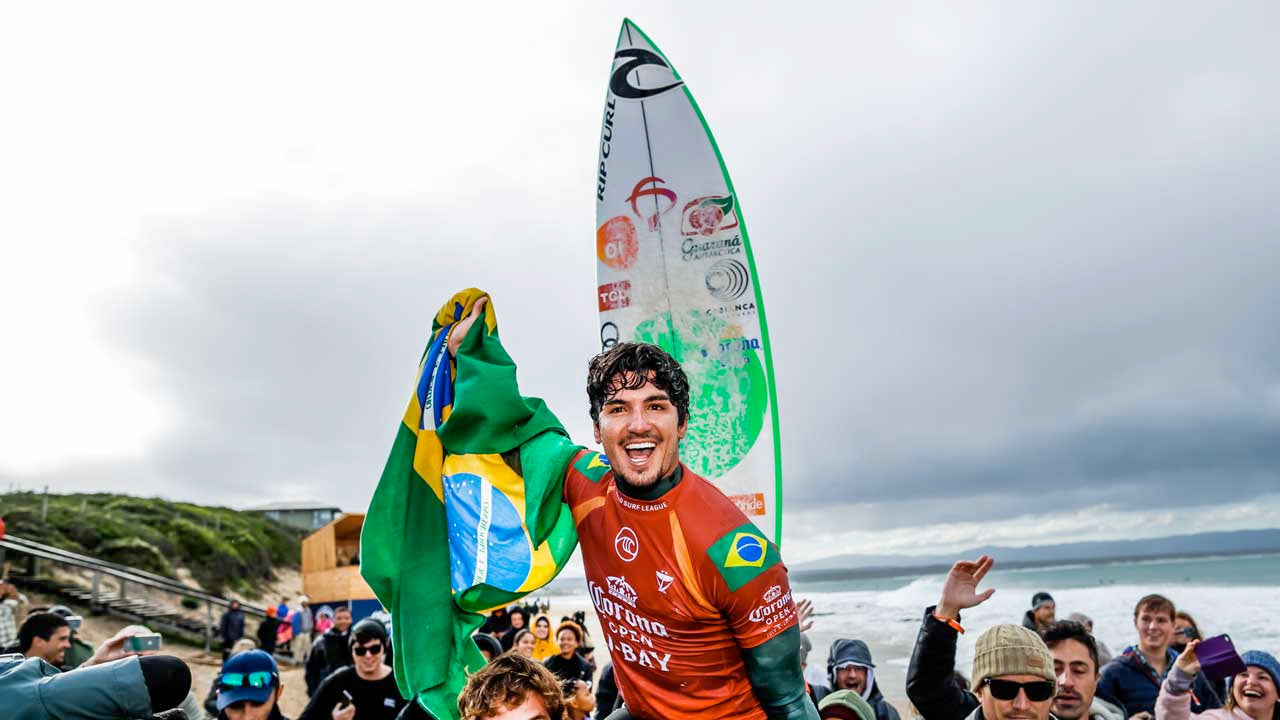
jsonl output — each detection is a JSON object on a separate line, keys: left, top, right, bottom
{"left": 0, "top": 492, "right": 301, "bottom": 596}
{"left": 98, "top": 537, "right": 174, "bottom": 576}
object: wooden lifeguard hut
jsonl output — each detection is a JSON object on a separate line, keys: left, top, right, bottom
{"left": 301, "top": 513, "right": 381, "bottom": 620}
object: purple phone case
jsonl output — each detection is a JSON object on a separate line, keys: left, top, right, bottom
{"left": 1197, "top": 634, "right": 1246, "bottom": 680}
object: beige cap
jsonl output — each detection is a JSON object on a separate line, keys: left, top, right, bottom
{"left": 971, "top": 624, "right": 1056, "bottom": 689}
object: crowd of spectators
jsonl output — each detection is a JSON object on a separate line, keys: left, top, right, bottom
{"left": 3, "top": 557, "right": 1275, "bottom": 720}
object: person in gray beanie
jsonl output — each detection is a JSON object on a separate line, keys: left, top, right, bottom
{"left": 968, "top": 624, "right": 1058, "bottom": 720}
{"left": 1024, "top": 592, "right": 1056, "bottom": 633}
{"left": 823, "top": 638, "right": 900, "bottom": 720}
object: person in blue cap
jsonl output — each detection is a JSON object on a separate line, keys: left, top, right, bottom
{"left": 215, "top": 649, "right": 289, "bottom": 720}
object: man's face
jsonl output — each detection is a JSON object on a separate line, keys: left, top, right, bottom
{"left": 335, "top": 610, "right": 352, "bottom": 632}
{"left": 224, "top": 688, "right": 282, "bottom": 720}
{"left": 352, "top": 638, "right": 384, "bottom": 677}
{"left": 979, "top": 674, "right": 1055, "bottom": 720}
{"left": 483, "top": 690, "right": 552, "bottom": 720}
{"left": 834, "top": 664, "right": 868, "bottom": 693}
{"left": 1034, "top": 603, "right": 1056, "bottom": 625}
{"left": 1134, "top": 608, "right": 1173, "bottom": 653}
{"left": 510, "top": 612, "right": 525, "bottom": 629}
{"left": 1051, "top": 639, "right": 1098, "bottom": 720}
{"left": 592, "top": 375, "right": 685, "bottom": 488}
{"left": 30, "top": 626, "right": 71, "bottom": 665}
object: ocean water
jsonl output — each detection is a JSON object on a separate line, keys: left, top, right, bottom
{"left": 791, "top": 553, "right": 1280, "bottom": 704}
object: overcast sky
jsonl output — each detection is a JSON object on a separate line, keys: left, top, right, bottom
{"left": 2, "top": 2, "right": 1277, "bottom": 564}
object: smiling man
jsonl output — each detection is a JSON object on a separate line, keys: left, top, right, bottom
{"left": 1097, "top": 595, "right": 1219, "bottom": 719}
{"left": 443, "top": 298, "right": 816, "bottom": 720}
{"left": 298, "top": 619, "right": 406, "bottom": 720}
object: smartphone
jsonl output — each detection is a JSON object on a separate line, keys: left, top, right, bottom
{"left": 1197, "top": 634, "right": 1246, "bottom": 680}
{"left": 65, "top": 615, "right": 83, "bottom": 631}
{"left": 126, "top": 633, "right": 163, "bottom": 652}
{"left": 338, "top": 690, "right": 354, "bottom": 708}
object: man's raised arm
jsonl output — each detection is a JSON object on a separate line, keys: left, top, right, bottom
{"left": 906, "top": 555, "right": 995, "bottom": 720}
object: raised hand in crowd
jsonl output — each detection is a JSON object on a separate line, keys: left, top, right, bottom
{"left": 1174, "top": 638, "right": 1202, "bottom": 676}
{"left": 796, "top": 597, "right": 814, "bottom": 633}
{"left": 84, "top": 624, "right": 158, "bottom": 667}
{"left": 934, "top": 555, "right": 996, "bottom": 620}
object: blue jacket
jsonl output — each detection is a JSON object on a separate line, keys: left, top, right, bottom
{"left": 0, "top": 653, "right": 152, "bottom": 720}
{"left": 1097, "top": 648, "right": 1221, "bottom": 717}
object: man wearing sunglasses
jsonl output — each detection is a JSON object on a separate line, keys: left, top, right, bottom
{"left": 216, "top": 649, "right": 288, "bottom": 720}
{"left": 299, "top": 618, "right": 406, "bottom": 720}
{"left": 908, "top": 556, "right": 1103, "bottom": 720}
{"left": 969, "top": 625, "right": 1058, "bottom": 720}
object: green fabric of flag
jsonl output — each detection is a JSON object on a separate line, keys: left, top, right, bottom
{"left": 361, "top": 289, "right": 581, "bottom": 720}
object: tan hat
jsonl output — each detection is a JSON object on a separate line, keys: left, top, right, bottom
{"left": 971, "top": 624, "right": 1056, "bottom": 689}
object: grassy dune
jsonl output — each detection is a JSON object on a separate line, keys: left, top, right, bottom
{"left": 1, "top": 492, "right": 301, "bottom": 597}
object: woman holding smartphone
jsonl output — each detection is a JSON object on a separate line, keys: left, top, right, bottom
{"left": 1156, "top": 640, "right": 1279, "bottom": 720}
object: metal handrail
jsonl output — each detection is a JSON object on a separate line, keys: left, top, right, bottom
{"left": 0, "top": 533, "right": 267, "bottom": 617}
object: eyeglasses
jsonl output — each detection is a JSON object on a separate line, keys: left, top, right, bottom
{"left": 983, "top": 678, "right": 1055, "bottom": 702}
{"left": 353, "top": 643, "right": 383, "bottom": 656}
{"left": 220, "top": 671, "right": 277, "bottom": 689}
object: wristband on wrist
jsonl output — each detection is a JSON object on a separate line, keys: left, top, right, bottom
{"left": 932, "top": 613, "right": 964, "bottom": 634}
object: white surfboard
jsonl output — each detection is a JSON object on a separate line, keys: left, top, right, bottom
{"left": 593, "top": 19, "right": 783, "bottom": 543}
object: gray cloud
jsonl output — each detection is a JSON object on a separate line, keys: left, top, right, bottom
{"left": 7, "top": 2, "right": 1278, "bottom": 546}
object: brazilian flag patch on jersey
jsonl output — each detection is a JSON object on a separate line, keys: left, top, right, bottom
{"left": 572, "top": 451, "right": 612, "bottom": 483}
{"left": 707, "top": 522, "right": 781, "bottom": 592}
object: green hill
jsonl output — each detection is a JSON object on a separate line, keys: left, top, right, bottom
{"left": 0, "top": 492, "right": 302, "bottom": 597}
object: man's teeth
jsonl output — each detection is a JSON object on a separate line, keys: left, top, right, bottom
{"left": 625, "top": 442, "right": 656, "bottom": 450}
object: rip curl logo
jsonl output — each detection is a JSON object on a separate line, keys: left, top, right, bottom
{"left": 615, "top": 526, "right": 639, "bottom": 562}
{"left": 606, "top": 575, "right": 638, "bottom": 607}
{"left": 610, "top": 48, "right": 684, "bottom": 100}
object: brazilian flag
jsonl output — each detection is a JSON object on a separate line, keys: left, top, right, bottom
{"left": 361, "top": 289, "right": 581, "bottom": 720}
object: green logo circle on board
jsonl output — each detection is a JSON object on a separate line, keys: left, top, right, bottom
{"left": 633, "top": 311, "right": 767, "bottom": 479}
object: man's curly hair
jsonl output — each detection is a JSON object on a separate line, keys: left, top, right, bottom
{"left": 458, "top": 653, "right": 568, "bottom": 720}
{"left": 586, "top": 342, "right": 691, "bottom": 425}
